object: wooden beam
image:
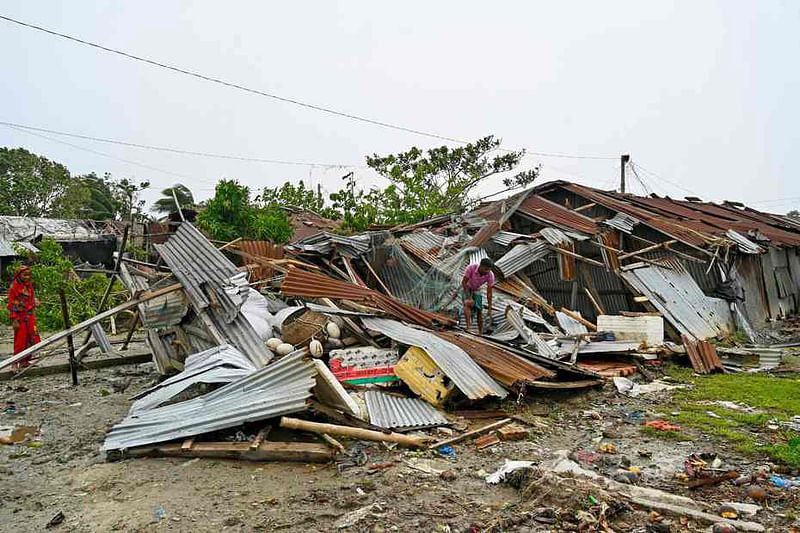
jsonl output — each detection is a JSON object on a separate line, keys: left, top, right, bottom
{"left": 362, "top": 259, "right": 394, "bottom": 297}
{"left": 546, "top": 245, "right": 605, "bottom": 268}
{"left": 428, "top": 418, "right": 513, "bottom": 450}
{"left": 560, "top": 307, "right": 597, "bottom": 331}
{"left": 120, "top": 440, "right": 332, "bottom": 463}
{"left": 574, "top": 202, "right": 597, "bottom": 213}
{"left": 280, "top": 417, "right": 425, "bottom": 448}
{"left": 0, "top": 283, "right": 183, "bottom": 371}
{"left": 617, "top": 239, "right": 678, "bottom": 261}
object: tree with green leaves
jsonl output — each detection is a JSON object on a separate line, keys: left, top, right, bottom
{"left": 0, "top": 147, "right": 85, "bottom": 218}
{"left": 364, "top": 136, "right": 538, "bottom": 226}
{"left": 259, "top": 180, "right": 340, "bottom": 220}
{"left": 153, "top": 184, "right": 196, "bottom": 215}
{"left": 197, "top": 179, "right": 293, "bottom": 243}
{"left": 788, "top": 210, "right": 800, "bottom": 220}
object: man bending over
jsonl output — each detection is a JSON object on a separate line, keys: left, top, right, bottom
{"left": 461, "top": 258, "right": 495, "bottom": 334}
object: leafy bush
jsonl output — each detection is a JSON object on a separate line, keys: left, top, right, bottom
{"left": 1, "top": 239, "right": 125, "bottom": 331}
{"left": 198, "top": 179, "right": 293, "bottom": 243}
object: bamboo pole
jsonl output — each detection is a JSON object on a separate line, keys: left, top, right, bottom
{"left": 0, "top": 283, "right": 183, "bottom": 371}
{"left": 58, "top": 289, "right": 78, "bottom": 386}
{"left": 279, "top": 417, "right": 425, "bottom": 448}
{"left": 617, "top": 239, "right": 678, "bottom": 261}
{"left": 428, "top": 418, "right": 513, "bottom": 450}
{"left": 560, "top": 307, "right": 598, "bottom": 331}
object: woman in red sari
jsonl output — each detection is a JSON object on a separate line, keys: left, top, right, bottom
{"left": 7, "top": 265, "right": 40, "bottom": 368}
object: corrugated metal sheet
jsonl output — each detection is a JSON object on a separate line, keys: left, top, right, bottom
{"left": 683, "top": 336, "right": 724, "bottom": 373}
{"left": 603, "top": 212, "right": 640, "bottom": 234}
{"left": 365, "top": 391, "right": 449, "bottom": 429}
{"left": 556, "top": 311, "right": 589, "bottom": 335}
{"left": 621, "top": 263, "right": 731, "bottom": 340}
{"left": 102, "top": 351, "right": 315, "bottom": 451}
{"left": 517, "top": 194, "right": 600, "bottom": 235}
{"left": 752, "top": 348, "right": 783, "bottom": 370}
{"left": 129, "top": 344, "right": 256, "bottom": 413}
{"left": 491, "top": 231, "right": 529, "bottom": 247}
{"left": 90, "top": 322, "right": 113, "bottom": 354}
{"left": 155, "top": 223, "right": 272, "bottom": 367}
{"left": 556, "top": 340, "right": 642, "bottom": 356}
{"left": 495, "top": 241, "right": 549, "bottom": 278}
{"left": 435, "top": 330, "right": 554, "bottom": 388}
{"left": 237, "top": 240, "right": 284, "bottom": 279}
{"left": 155, "top": 223, "right": 249, "bottom": 324}
{"left": 466, "top": 220, "right": 501, "bottom": 248}
{"left": 291, "top": 232, "right": 371, "bottom": 257}
{"left": 399, "top": 231, "right": 446, "bottom": 252}
{"left": 118, "top": 263, "right": 191, "bottom": 328}
{"left": 0, "top": 240, "right": 38, "bottom": 257}
{"left": 540, "top": 227, "right": 573, "bottom": 246}
{"left": 0, "top": 215, "right": 106, "bottom": 241}
{"left": 281, "top": 267, "right": 456, "bottom": 327}
{"left": 361, "top": 317, "right": 507, "bottom": 400}
{"left": 726, "top": 230, "right": 762, "bottom": 254}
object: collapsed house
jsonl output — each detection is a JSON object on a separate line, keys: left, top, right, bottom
{"left": 6, "top": 179, "right": 798, "bottom": 460}
{"left": 0, "top": 215, "right": 130, "bottom": 268}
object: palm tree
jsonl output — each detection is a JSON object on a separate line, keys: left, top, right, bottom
{"left": 153, "top": 184, "right": 195, "bottom": 215}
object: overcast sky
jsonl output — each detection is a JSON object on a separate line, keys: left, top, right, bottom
{"left": 1, "top": 2, "right": 798, "bottom": 214}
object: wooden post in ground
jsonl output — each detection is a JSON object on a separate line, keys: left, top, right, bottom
{"left": 81, "top": 224, "right": 130, "bottom": 347}
{"left": 121, "top": 309, "right": 140, "bottom": 351}
{"left": 58, "top": 288, "right": 78, "bottom": 386}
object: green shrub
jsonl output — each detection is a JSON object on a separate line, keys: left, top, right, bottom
{"left": 1, "top": 239, "right": 125, "bottom": 331}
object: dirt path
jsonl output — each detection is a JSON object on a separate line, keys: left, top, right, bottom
{"left": 1, "top": 363, "right": 791, "bottom": 532}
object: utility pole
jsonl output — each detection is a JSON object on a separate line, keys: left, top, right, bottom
{"left": 620, "top": 154, "right": 630, "bottom": 193}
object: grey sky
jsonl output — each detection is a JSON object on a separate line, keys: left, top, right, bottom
{"left": 1, "top": 2, "right": 798, "bottom": 214}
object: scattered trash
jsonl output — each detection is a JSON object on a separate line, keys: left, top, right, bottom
{"left": 645, "top": 420, "right": 682, "bottom": 432}
{"left": 45, "top": 511, "right": 64, "bottom": 529}
{"left": 485, "top": 460, "right": 536, "bottom": 484}
{"left": 152, "top": 506, "right": 166, "bottom": 524}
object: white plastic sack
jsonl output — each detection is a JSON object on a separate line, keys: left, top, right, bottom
{"left": 240, "top": 288, "right": 274, "bottom": 341}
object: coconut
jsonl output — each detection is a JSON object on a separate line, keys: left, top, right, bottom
{"left": 309, "top": 339, "right": 324, "bottom": 358}
{"left": 276, "top": 343, "right": 295, "bottom": 356}
{"left": 266, "top": 338, "right": 282, "bottom": 351}
{"left": 325, "top": 322, "right": 341, "bottom": 339}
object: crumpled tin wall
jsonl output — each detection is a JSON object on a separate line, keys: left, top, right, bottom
{"left": 155, "top": 223, "right": 272, "bottom": 368}
{"left": 434, "top": 330, "right": 554, "bottom": 389}
{"left": 361, "top": 317, "right": 507, "bottom": 400}
{"left": 102, "top": 351, "right": 316, "bottom": 451}
{"left": 365, "top": 391, "right": 449, "bottom": 429}
{"left": 118, "top": 263, "right": 190, "bottom": 328}
{"left": 129, "top": 344, "right": 256, "bottom": 413}
{"left": 495, "top": 241, "right": 549, "bottom": 278}
{"left": 155, "top": 223, "right": 249, "bottom": 324}
{"left": 603, "top": 212, "right": 640, "bottom": 234}
{"left": 620, "top": 263, "right": 731, "bottom": 340}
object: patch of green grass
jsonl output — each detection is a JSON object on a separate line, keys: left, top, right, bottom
{"left": 640, "top": 427, "right": 692, "bottom": 441}
{"left": 662, "top": 364, "right": 800, "bottom": 466}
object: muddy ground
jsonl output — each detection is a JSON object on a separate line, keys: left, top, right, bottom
{"left": 1, "top": 350, "right": 799, "bottom": 531}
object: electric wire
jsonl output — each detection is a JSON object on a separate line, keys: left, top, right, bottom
{"left": 0, "top": 120, "right": 367, "bottom": 169}
{"left": 3, "top": 123, "right": 217, "bottom": 190}
{"left": 0, "top": 14, "right": 619, "bottom": 161}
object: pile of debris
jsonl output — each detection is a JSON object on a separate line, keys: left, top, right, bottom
{"left": 4, "top": 177, "right": 799, "bottom": 464}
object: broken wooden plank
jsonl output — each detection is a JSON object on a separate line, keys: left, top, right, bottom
{"left": 321, "top": 433, "right": 346, "bottom": 454}
{"left": 250, "top": 427, "right": 271, "bottom": 451}
{"left": 120, "top": 441, "right": 333, "bottom": 463}
{"left": 0, "top": 283, "right": 183, "bottom": 371}
{"left": 280, "top": 417, "right": 425, "bottom": 448}
{"left": 429, "top": 418, "right": 512, "bottom": 450}
{"left": 617, "top": 240, "right": 678, "bottom": 261}
{"left": 560, "top": 307, "right": 598, "bottom": 331}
